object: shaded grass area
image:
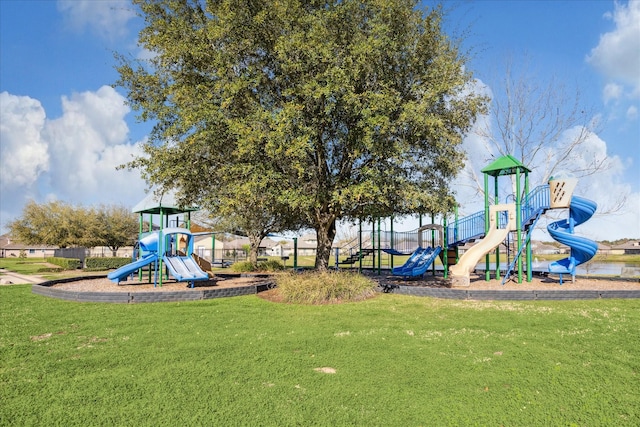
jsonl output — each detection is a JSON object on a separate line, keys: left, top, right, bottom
{"left": 2, "top": 286, "right": 639, "bottom": 426}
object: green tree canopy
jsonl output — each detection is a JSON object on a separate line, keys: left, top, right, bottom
{"left": 91, "top": 204, "right": 139, "bottom": 256}
{"left": 117, "top": 0, "right": 486, "bottom": 269}
{"left": 7, "top": 201, "right": 138, "bottom": 253}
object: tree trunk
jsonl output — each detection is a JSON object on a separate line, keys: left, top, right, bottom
{"left": 248, "top": 233, "right": 263, "bottom": 267}
{"left": 314, "top": 216, "right": 336, "bottom": 271}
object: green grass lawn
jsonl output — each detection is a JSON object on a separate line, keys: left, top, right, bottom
{"left": 1, "top": 286, "right": 638, "bottom": 426}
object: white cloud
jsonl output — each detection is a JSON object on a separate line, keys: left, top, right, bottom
{"left": 0, "top": 92, "right": 49, "bottom": 187}
{"left": 587, "top": 0, "right": 640, "bottom": 97}
{"left": 626, "top": 105, "right": 639, "bottom": 120}
{"left": 57, "top": 0, "right": 136, "bottom": 40}
{"left": 0, "top": 87, "right": 147, "bottom": 232}
{"left": 603, "top": 82, "right": 623, "bottom": 104}
{"left": 43, "top": 86, "right": 145, "bottom": 204}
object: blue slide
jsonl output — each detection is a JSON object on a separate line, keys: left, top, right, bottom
{"left": 392, "top": 247, "right": 426, "bottom": 275}
{"left": 547, "top": 195, "right": 597, "bottom": 282}
{"left": 162, "top": 255, "right": 209, "bottom": 282}
{"left": 107, "top": 253, "right": 158, "bottom": 284}
{"left": 395, "top": 246, "right": 442, "bottom": 278}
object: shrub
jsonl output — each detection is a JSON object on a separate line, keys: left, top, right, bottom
{"left": 258, "top": 259, "right": 285, "bottom": 272}
{"left": 46, "top": 257, "right": 81, "bottom": 270}
{"left": 85, "top": 257, "right": 131, "bottom": 271}
{"left": 275, "top": 270, "right": 377, "bottom": 304}
{"left": 230, "top": 261, "right": 256, "bottom": 273}
{"left": 230, "top": 259, "right": 285, "bottom": 273}
{"left": 36, "top": 267, "right": 63, "bottom": 273}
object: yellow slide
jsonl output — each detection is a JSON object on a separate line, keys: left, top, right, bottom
{"left": 450, "top": 204, "right": 516, "bottom": 287}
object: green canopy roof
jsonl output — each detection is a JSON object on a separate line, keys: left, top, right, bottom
{"left": 481, "top": 155, "right": 531, "bottom": 177}
{"left": 132, "top": 190, "right": 199, "bottom": 215}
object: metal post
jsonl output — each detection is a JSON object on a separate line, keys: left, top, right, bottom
{"left": 516, "top": 168, "right": 523, "bottom": 284}
{"left": 293, "top": 237, "right": 298, "bottom": 270}
{"left": 495, "top": 176, "right": 500, "bottom": 280}
{"left": 390, "top": 216, "right": 394, "bottom": 270}
{"left": 377, "top": 217, "right": 381, "bottom": 275}
{"left": 443, "top": 216, "right": 448, "bottom": 279}
{"left": 525, "top": 171, "right": 532, "bottom": 282}
{"left": 358, "top": 221, "right": 363, "bottom": 274}
{"left": 431, "top": 213, "right": 436, "bottom": 276}
{"left": 484, "top": 173, "right": 490, "bottom": 281}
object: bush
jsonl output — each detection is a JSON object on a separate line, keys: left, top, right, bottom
{"left": 258, "top": 259, "right": 285, "bottom": 272}
{"left": 46, "top": 257, "right": 81, "bottom": 270}
{"left": 230, "top": 259, "right": 285, "bottom": 273}
{"left": 36, "top": 267, "right": 63, "bottom": 273}
{"left": 275, "top": 270, "right": 377, "bottom": 304}
{"left": 230, "top": 261, "right": 256, "bottom": 273}
{"left": 85, "top": 257, "right": 132, "bottom": 271}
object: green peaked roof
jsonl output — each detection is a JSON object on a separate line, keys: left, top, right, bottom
{"left": 481, "top": 154, "right": 531, "bottom": 177}
{"left": 132, "top": 189, "right": 199, "bottom": 215}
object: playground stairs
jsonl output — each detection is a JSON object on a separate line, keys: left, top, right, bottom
{"left": 439, "top": 247, "right": 458, "bottom": 266}
{"left": 339, "top": 248, "right": 374, "bottom": 265}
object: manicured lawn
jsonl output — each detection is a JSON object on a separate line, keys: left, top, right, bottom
{"left": 1, "top": 286, "right": 638, "bottom": 426}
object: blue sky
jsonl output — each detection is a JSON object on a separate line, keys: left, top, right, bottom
{"left": 1, "top": 0, "right": 638, "bottom": 241}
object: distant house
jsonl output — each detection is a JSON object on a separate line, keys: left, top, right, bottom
{"left": 0, "top": 234, "right": 57, "bottom": 258}
{"left": 596, "top": 242, "right": 612, "bottom": 255}
{"left": 611, "top": 241, "right": 640, "bottom": 255}
{"left": 531, "top": 242, "right": 560, "bottom": 255}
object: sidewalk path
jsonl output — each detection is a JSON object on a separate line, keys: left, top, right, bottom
{"left": 0, "top": 269, "right": 46, "bottom": 285}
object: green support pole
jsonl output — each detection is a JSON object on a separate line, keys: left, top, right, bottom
{"left": 516, "top": 168, "right": 523, "bottom": 284}
{"left": 147, "top": 214, "right": 152, "bottom": 283}
{"left": 443, "top": 216, "right": 448, "bottom": 279}
{"left": 371, "top": 220, "right": 375, "bottom": 272}
{"left": 138, "top": 213, "right": 143, "bottom": 282}
{"left": 358, "top": 221, "right": 363, "bottom": 274}
{"left": 159, "top": 210, "right": 164, "bottom": 287}
{"left": 377, "top": 217, "right": 381, "bottom": 275}
{"left": 495, "top": 176, "right": 500, "bottom": 280}
{"left": 454, "top": 205, "right": 458, "bottom": 254}
{"left": 293, "top": 237, "right": 298, "bottom": 270}
{"left": 431, "top": 213, "right": 436, "bottom": 276}
{"left": 484, "top": 173, "right": 490, "bottom": 281}
{"left": 525, "top": 171, "right": 532, "bottom": 282}
{"left": 390, "top": 216, "right": 394, "bottom": 270}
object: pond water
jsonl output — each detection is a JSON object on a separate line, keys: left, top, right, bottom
{"left": 475, "top": 261, "right": 640, "bottom": 278}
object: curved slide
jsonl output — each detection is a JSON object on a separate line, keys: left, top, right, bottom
{"left": 449, "top": 203, "right": 516, "bottom": 287}
{"left": 547, "top": 195, "right": 597, "bottom": 281}
{"left": 449, "top": 227, "right": 511, "bottom": 286}
{"left": 108, "top": 253, "right": 158, "bottom": 284}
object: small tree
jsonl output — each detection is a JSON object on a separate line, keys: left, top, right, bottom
{"left": 470, "top": 55, "right": 610, "bottom": 192}
{"left": 91, "top": 204, "right": 139, "bottom": 256}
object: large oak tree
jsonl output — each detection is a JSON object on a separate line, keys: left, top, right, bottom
{"left": 117, "top": 0, "right": 486, "bottom": 269}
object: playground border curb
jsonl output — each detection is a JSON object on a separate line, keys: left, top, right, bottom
{"left": 30, "top": 276, "right": 640, "bottom": 303}
{"left": 380, "top": 284, "right": 640, "bottom": 300}
{"left": 32, "top": 276, "right": 275, "bottom": 304}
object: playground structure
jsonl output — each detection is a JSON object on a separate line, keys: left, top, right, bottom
{"left": 338, "top": 155, "right": 598, "bottom": 286}
{"left": 107, "top": 192, "right": 209, "bottom": 287}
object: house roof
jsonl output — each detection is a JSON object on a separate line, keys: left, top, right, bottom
{"left": 0, "top": 234, "right": 58, "bottom": 250}
{"left": 612, "top": 241, "right": 640, "bottom": 250}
